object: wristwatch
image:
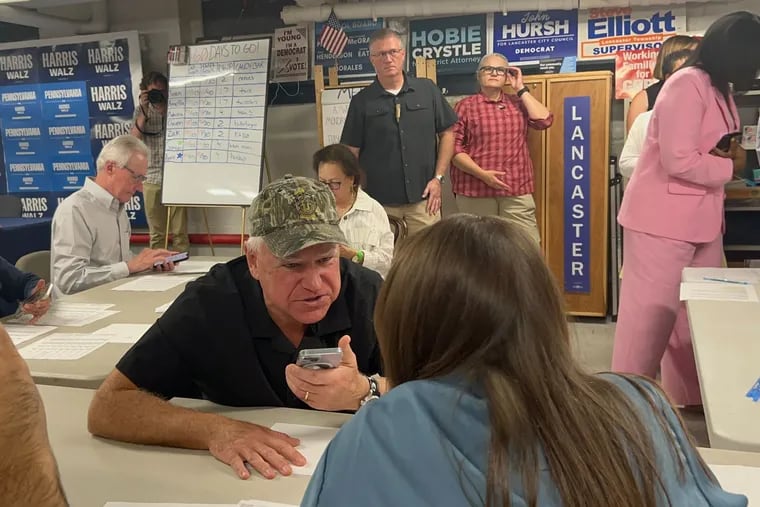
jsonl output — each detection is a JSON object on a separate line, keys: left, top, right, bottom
{"left": 517, "top": 86, "right": 530, "bottom": 98}
{"left": 435, "top": 174, "right": 445, "bottom": 183}
{"left": 360, "top": 375, "right": 381, "bottom": 407}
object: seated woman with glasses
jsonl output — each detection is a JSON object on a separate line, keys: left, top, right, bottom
{"left": 312, "top": 144, "right": 394, "bottom": 278}
{"left": 302, "top": 215, "right": 745, "bottom": 507}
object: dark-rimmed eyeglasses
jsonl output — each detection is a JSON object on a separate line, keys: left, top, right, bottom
{"left": 479, "top": 66, "right": 508, "bottom": 76}
{"left": 370, "top": 48, "right": 404, "bottom": 59}
{"left": 319, "top": 179, "right": 342, "bottom": 190}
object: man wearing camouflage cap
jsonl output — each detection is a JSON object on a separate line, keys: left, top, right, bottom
{"left": 89, "top": 176, "right": 385, "bottom": 480}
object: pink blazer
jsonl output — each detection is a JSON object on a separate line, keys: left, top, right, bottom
{"left": 618, "top": 67, "right": 737, "bottom": 243}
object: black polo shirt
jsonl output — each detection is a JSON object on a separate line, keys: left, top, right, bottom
{"left": 116, "top": 256, "right": 383, "bottom": 408}
{"left": 340, "top": 73, "right": 457, "bottom": 206}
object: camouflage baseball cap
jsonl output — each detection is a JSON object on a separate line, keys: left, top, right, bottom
{"left": 247, "top": 175, "right": 348, "bottom": 258}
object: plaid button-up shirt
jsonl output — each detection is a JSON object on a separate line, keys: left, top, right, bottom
{"left": 451, "top": 92, "right": 553, "bottom": 198}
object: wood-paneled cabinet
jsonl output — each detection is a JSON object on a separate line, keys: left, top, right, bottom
{"left": 513, "top": 71, "right": 613, "bottom": 316}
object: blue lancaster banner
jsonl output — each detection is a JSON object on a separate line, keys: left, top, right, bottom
{"left": 409, "top": 14, "right": 486, "bottom": 75}
{"left": 314, "top": 18, "right": 383, "bottom": 80}
{"left": 0, "top": 34, "right": 145, "bottom": 226}
{"left": 493, "top": 10, "right": 578, "bottom": 74}
{"left": 563, "top": 96, "right": 590, "bottom": 294}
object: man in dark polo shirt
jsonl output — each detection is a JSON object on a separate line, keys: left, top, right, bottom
{"left": 341, "top": 28, "right": 457, "bottom": 235}
{"left": 88, "top": 176, "right": 385, "bottom": 481}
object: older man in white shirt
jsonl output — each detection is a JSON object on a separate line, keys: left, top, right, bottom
{"left": 51, "top": 135, "right": 176, "bottom": 295}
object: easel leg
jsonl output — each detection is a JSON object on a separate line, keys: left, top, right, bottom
{"left": 240, "top": 207, "right": 246, "bottom": 256}
{"left": 165, "top": 206, "right": 171, "bottom": 250}
{"left": 201, "top": 208, "right": 215, "bottom": 256}
{"left": 263, "top": 152, "right": 273, "bottom": 185}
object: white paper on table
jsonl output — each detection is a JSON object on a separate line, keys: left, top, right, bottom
{"left": 155, "top": 300, "right": 176, "bottom": 313}
{"left": 112, "top": 275, "right": 197, "bottom": 292}
{"left": 170, "top": 260, "right": 219, "bottom": 274}
{"left": 50, "top": 302, "right": 114, "bottom": 311}
{"left": 679, "top": 282, "right": 759, "bottom": 302}
{"left": 269, "top": 423, "right": 338, "bottom": 476}
{"left": 3, "top": 324, "right": 57, "bottom": 346}
{"left": 9, "top": 301, "right": 120, "bottom": 327}
{"left": 19, "top": 333, "right": 109, "bottom": 360}
{"left": 694, "top": 268, "right": 760, "bottom": 284}
{"left": 709, "top": 464, "right": 760, "bottom": 504}
{"left": 96, "top": 323, "right": 152, "bottom": 344}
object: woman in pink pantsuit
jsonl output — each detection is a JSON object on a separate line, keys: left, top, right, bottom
{"left": 613, "top": 11, "right": 760, "bottom": 406}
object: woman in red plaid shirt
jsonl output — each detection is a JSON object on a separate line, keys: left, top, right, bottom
{"left": 449, "top": 53, "right": 553, "bottom": 244}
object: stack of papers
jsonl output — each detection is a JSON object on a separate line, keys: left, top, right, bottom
{"left": 9, "top": 302, "right": 119, "bottom": 327}
{"left": 19, "top": 333, "right": 110, "bottom": 360}
{"left": 679, "top": 282, "right": 759, "bottom": 302}
{"left": 3, "top": 324, "right": 57, "bottom": 347}
{"left": 269, "top": 423, "right": 338, "bottom": 476}
{"left": 112, "top": 275, "right": 197, "bottom": 292}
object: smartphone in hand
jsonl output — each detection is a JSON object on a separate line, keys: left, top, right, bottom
{"left": 153, "top": 251, "right": 189, "bottom": 267}
{"left": 24, "top": 282, "right": 52, "bottom": 304}
{"left": 716, "top": 131, "right": 741, "bottom": 151}
{"left": 296, "top": 347, "right": 343, "bottom": 370}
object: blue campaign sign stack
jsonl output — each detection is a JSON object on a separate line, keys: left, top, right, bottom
{"left": 0, "top": 33, "right": 146, "bottom": 226}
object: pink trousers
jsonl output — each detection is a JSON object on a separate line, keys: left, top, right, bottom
{"left": 611, "top": 228, "right": 723, "bottom": 406}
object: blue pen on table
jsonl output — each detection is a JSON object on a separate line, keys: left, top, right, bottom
{"left": 703, "top": 276, "right": 751, "bottom": 285}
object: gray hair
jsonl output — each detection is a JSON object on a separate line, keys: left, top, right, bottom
{"left": 477, "top": 53, "right": 509, "bottom": 70}
{"left": 369, "top": 28, "right": 403, "bottom": 48}
{"left": 244, "top": 235, "right": 340, "bottom": 259}
{"left": 96, "top": 135, "right": 149, "bottom": 172}
{"left": 245, "top": 236, "right": 265, "bottom": 254}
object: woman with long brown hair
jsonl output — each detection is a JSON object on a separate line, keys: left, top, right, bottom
{"left": 301, "top": 215, "right": 744, "bottom": 507}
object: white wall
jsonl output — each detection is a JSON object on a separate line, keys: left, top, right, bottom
{"left": 34, "top": 0, "right": 202, "bottom": 73}
{"left": 686, "top": 0, "right": 759, "bottom": 32}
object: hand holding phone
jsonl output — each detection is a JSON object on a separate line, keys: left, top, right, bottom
{"left": 24, "top": 280, "right": 52, "bottom": 304}
{"left": 296, "top": 347, "right": 343, "bottom": 370}
{"left": 19, "top": 280, "right": 52, "bottom": 323}
{"left": 716, "top": 131, "right": 741, "bottom": 152}
{"left": 153, "top": 251, "right": 189, "bottom": 267}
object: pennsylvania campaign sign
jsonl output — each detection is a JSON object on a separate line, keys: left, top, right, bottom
{"left": 0, "top": 32, "right": 145, "bottom": 226}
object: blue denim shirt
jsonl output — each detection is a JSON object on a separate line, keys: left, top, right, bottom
{"left": 302, "top": 374, "right": 746, "bottom": 507}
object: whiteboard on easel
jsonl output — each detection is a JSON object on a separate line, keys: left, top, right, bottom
{"left": 161, "top": 38, "right": 271, "bottom": 206}
{"left": 319, "top": 87, "right": 364, "bottom": 146}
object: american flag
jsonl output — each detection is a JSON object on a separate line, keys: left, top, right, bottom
{"left": 319, "top": 9, "right": 348, "bottom": 58}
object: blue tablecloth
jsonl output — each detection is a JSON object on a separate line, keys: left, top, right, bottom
{"left": 0, "top": 217, "right": 52, "bottom": 265}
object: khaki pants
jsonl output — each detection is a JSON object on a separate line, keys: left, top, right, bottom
{"left": 456, "top": 194, "right": 541, "bottom": 245}
{"left": 143, "top": 182, "right": 190, "bottom": 252}
{"left": 383, "top": 200, "right": 440, "bottom": 238}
